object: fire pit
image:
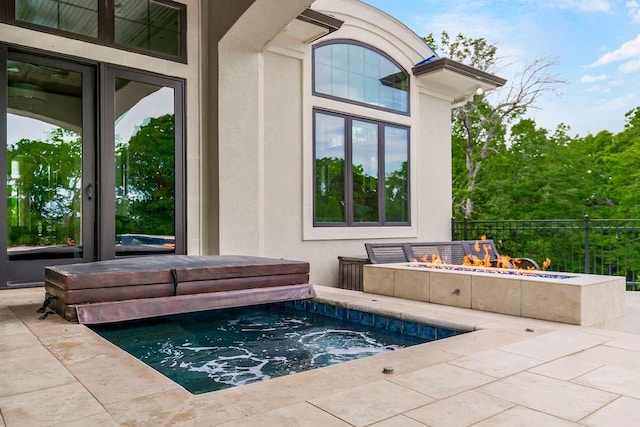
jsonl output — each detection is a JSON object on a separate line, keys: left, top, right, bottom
{"left": 362, "top": 262, "right": 625, "bottom": 326}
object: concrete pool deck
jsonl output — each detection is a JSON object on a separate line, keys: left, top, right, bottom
{"left": 2, "top": 286, "right": 640, "bottom": 426}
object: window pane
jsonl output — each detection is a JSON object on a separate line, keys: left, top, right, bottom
{"left": 348, "top": 44, "right": 364, "bottom": 74}
{"left": 348, "top": 72, "right": 364, "bottom": 103}
{"left": 16, "top": 0, "right": 98, "bottom": 38}
{"left": 315, "top": 113, "right": 345, "bottom": 223}
{"left": 364, "top": 76, "right": 379, "bottom": 105}
{"left": 332, "top": 68, "right": 349, "bottom": 99}
{"left": 352, "top": 120, "right": 378, "bottom": 223}
{"left": 384, "top": 126, "right": 409, "bottom": 223}
{"left": 115, "top": 0, "right": 182, "bottom": 57}
{"left": 314, "top": 42, "right": 408, "bottom": 113}
{"left": 6, "top": 61, "right": 84, "bottom": 260}
{"left": 315, "top": 63, "right": 332, "bottom": 94}
{"left": 364, "top": 49, "right": 379, "bottom": 78}
{"left": 115, "top": 79, "right": 176, "bottom": 255}
{"left": 332, "top": 44, "right": 349, "bottom": 71}
{"left": 315, "top": 44, "right": 332, "bottom": 66}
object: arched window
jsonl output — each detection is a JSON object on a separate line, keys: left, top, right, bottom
{"left": 313, "top": 40, "right": 409, "bottom": 114}
{"left": 312, "top": 41, "right": 410, "bottom": 227}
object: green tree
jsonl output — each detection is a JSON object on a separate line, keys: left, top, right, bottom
{"left": 385, "top": 161, "right": 408, "bottom": 222}
{"left": 425, "top": 32, "right": 564, "bottom": 219}
{"left": 315, "top": 157, "right": 345, "bottom": 222}
{"left": 115, "top": 114, "right": 175, "bottom": 236}
{"left": 7, "top": 128, "right": 82, "bottom": 246}
{"left": 600, "top": 108, "right": 640, "bottom": 218}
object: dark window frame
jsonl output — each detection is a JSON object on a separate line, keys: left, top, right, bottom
{"left": 313, "top": 108, "right": 410, "bottom": 227}
{"left": 312, "top": 39, "right": 410, "bottom": 116}
{"left": 3, "top": 0, "right": 186, "bottom": 63}
{"left": 100, "top": 64, "right": 186, "bottom": 259}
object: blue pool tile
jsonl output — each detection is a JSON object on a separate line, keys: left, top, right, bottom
{"left": 403, "top": 321, "right": 419, "bottom": 337}
{"left": 374, "top": 315, "right": 389, "bottom": 330}
{"left": 418, "top": 324, "right": 437, "bottom": 341}
{"left": 308, "top": 302, "right": 319, "bottom": 314}
{"left": 360, "top": 311, "right": 374, "bottom": 326}
{"left": 347, "top": 309, "right": 361, "bottom": 322}
{"left": 286, "top": 300, "right": 467, "bottom": 343}
{"left": 388, "top": 318, "right": 403, "bottom": 334}
{"left": 436, "top": 327, "right": 457, "bottom": 339}
{"left": 323, "top": 304, "right": 336, "bottom": 318}
{"left": 334, "top": 306, "right": 347, "bottom": 321}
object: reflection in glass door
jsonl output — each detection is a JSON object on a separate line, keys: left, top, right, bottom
{"left": 3, "top": 54, "right": 95, "bottom": 284}
{"left": 113, "top": 75, "right": 179, "bottom": 256}
{"left": 1, "top": 51, "right": 184, "bottom": 286}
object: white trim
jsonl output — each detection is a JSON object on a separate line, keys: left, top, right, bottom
{"left": 304, "top": 225, "right": 418, "bottom": 241}
{"left": 258, "top": 52, "right": 266, "bottom": 255}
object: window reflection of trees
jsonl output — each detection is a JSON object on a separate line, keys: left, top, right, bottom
{"left": 314, "top": 111, "right": 409, "bottom": 225}
{"left": 115, "top": 113, "right": 175, "bottom": 245}
{"left": 7, "top": 128, "right": 82, "bottom": 249}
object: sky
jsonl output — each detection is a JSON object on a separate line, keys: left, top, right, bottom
{"left": 365, "top": 0, "right": 640, "bottom": 137}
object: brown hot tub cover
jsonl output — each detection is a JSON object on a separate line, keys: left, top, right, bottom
{"left": 43, "top": 255, "right": 314, "bottom": 324}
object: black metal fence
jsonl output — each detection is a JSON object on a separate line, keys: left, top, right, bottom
{"left": 452, "top": 216, "right": 640, "bottom": 288}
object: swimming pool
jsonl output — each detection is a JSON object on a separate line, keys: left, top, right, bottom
{"left": 91, "top": 301, "right": 466, "bottom": 394}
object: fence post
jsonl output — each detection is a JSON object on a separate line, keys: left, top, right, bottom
{"left": 464, "top": 218, "right": 469, "bottom": 240}
{"left": 451, "top": 217, "right": 456, "bottom": 241}
{"left": 584, "top": 214, "right": 590, "bottom": 273}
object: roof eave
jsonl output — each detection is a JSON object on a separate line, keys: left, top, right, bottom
{"left": 413, "top": 57, "right": 506, "bottom": 88}
{"left": 296, "top": 8, "right": 344, "bottom": 41}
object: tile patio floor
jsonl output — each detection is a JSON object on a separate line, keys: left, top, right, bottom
{"left": 2, "top": 285, "right": 640, "bottom": 426}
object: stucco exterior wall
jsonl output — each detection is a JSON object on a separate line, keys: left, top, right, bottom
{"left": 216, "top": 0, "right": 314, "bottom": 258}
{"left": 417, "top": 93, "right": 455, "bottom": 241}
{"left": 246, "top": 0, "right": 457, "bottom": 286}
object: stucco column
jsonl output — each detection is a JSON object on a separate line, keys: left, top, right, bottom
{"left": 216, "top": 0, "right": 313, "bottom": 256}
{"left": 217, "top": 48, "right": 265, "bottom": 255}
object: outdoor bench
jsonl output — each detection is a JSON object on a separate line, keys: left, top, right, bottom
{"left": 340, "top": 239, "right": 540, "bottom": 292}
{"left": 42, "top": 255, "right": 315, "bottom": 324}
{"left": 364, "top": 240, "right": 540, "bottom": 269}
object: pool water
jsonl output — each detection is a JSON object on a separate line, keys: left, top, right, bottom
{"left": 91, "top": 302, "right": 462, "bottom": 394}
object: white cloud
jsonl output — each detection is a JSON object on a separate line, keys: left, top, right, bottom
{"left": 608, "top": 79, "right": 626, "bottom": 87}
{"left": 591, "top": 34, "right": 640, "bottom": 66}
{"left": 585, "top": 84, "right": 605, "bottom": 92}
{"left": 618, "top": 59, "right": 640, "bottom": 73}
{"left": 590, "top": 93, "right": 639, "bottom": 112}
{"left": 555, "top": 0, "right": 613, "bottom": 12}
{"left": 580, "top": 73, "right": 608, "bottom": 83}
{"left": 627, "top": 1, "right": 640, "bottom": 22}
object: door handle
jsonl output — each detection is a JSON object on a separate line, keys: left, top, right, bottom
{"left": 86, "top": 183, "right": 93, "bottom": 202}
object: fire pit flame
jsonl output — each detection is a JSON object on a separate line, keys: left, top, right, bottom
{"left": 414, "top": 236, "right": 552, "bottom": 272}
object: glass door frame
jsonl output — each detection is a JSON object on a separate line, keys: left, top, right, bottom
{"left": 99, "top": 65, "right": 185, "bottom": 260}
{"left": 1, "top": 48, "right": 96, "bottom": 285}
{"left": 0, "top": 48, "right": 186, "bottom": 287}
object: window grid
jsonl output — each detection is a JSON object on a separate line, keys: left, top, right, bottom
{"left": 313, "top": 40, "right": 409, "bottom": 115}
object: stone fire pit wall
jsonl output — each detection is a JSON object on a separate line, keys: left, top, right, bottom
{"left": 362, "top": 263, "right": 626, "bottom": 326}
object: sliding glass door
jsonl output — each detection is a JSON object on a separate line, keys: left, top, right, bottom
{"left": 1, "top": 49, "right": 184, "bottom": 286}
{"left": 103, "top": 67, "right": 184, "bottom": 259}
{"left": 2, "top": 51, "right": 95, "bottom": 285}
